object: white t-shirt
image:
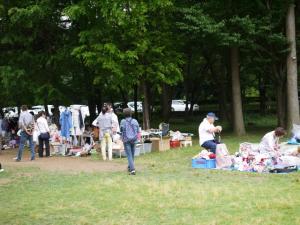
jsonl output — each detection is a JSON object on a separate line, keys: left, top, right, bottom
{"left": 199, "top": 118, "right": 215, "bottom": 146}
{"left": 93, "top": 111, "right": 120, "bottom": 132}
{"left": 258, "top": 131, "right": 279, "bottom": 152}
{"left": 36, "top": 117, "right": 50, "bottom": 133}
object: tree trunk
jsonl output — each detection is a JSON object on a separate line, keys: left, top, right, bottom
{"left": 0, "top": 107, "right": 4, "bottom": 118}
{"left": 259, "top": 76, "right": 267, "bottom": 115}
{"left": 95, "top": 90, "right": 102, "bottom": 116}
{"left": 286, "top": 3, "right": 300, "bottom": 130}
{"left": 161, "top": 83, "right": 172, "bottom": 122}
{"left": 142, "top": 82, "right": 150, "bottom": 130}
{"left": 209, "top": 61, "right": 228, "bottom": 120}
{"left": 188, "top": 86, "right": 196, "bottom": 116}
{"left": 44, "top": 102, "right": 49, "bottom": 116}
{"left": 276, "top": 81, "right": 287, "bottom": 127}
{"left": 218, "top": 83, "right": 228, "bottom": 120}
{"left": 119, "top": 85, "right": 129, "bottom": 104}
{"left": 88, "top": 99, "right": 97, "bottom": 124}
{"left": 230, "top": 47, "right": 246, "bottom": 135}
{"left": 52, "top": 102, "right": 60, "bottom": 129}
{"left": 133, "top": 84, "right": 138, "bottom": 119}
{"left": 184, "top": 51, "right": 192, "bottom": 118}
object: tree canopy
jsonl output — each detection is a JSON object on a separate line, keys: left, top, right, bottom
{"left": 0, "top": 0, "right": 299, "bottom": 133}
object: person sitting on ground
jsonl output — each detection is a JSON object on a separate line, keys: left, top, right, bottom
{"left": 198, "top": 112, "right": 222, "bottom": 154}
{"left": 258, "top": 127, "right": 286, "bottom": 154}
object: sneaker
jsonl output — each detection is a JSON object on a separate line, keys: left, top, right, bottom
{"left": 129, "top": 170, "right": 136, "bottom": 175}
{"left": 13, "top": 157, "right": 20, "bottom": 162}
{"left": 0, "top": 169, "right": 4, "bottom": 172}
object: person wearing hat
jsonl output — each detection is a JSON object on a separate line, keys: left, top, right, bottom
{"left": 198, "top": 112, "right": 222, "bottom": 153}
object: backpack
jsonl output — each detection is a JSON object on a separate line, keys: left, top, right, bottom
{"left": 124, "top": 119, "right": 138, "bottom": 142}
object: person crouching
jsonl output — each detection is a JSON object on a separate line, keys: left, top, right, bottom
{"left": 198, "top": 112, "right": 222, "bottom": 154}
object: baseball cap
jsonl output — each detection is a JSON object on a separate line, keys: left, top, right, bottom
{"left": 207, "top": 112, "right": 219, "bottom": 120}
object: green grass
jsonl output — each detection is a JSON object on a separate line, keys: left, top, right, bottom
{"left": 1, "top": 116, "right": 300, "bottom": 225}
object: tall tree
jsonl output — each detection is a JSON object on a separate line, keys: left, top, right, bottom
{"left": 286, "top": 2, "right": 299, "bottom": 130}
{"left": 230, "top": 47, "right": 246, "bottom": 135}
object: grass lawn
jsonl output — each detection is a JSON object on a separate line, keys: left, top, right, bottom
{"left": 0, "top": 115, "right": 300, "bottom": 225}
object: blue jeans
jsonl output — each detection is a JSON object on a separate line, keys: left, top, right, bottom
{"left": 124, "top": 142, "right": 135, "bottom": 172}
{"left": 17, "top": 131, "right": 35, "bottom": 160}
{"left": 201, "top": 140, "right": 218, "bottom": 154}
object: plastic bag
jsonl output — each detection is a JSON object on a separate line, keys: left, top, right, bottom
{"left": 292, "top": 124, "right": 300, "bottom": 139}
{"left": 216, "top": 144, "right": 232, "bottom": 169}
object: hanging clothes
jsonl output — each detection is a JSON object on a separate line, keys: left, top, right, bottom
{"left": 70, "top": 107, "right": 84, "bottom": 136}
{"left": 59, "top": 109, "right": 72, "bottom": 138}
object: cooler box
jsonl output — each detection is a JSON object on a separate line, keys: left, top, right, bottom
{"left": 170, "top": 140, "right": 181, "bottom": 148}
{"left": 192, "top": 158, "right": 216, "bottom": 169}
{"left": 143, "top": 142, "right": 152, "bottom": 153}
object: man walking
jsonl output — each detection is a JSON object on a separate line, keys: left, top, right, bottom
{"left": 15, "top": 105, "right": 35, "bottom": 161}
{"left": 120, "top": 108, "right": 139, "bottom": 175}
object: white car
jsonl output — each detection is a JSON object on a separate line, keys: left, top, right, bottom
{"left": 127, "top": 101, "right": 143, "bottom": 112}
{"left": 3, "top": 107, "right": 18, "bottom": 118}
{"left": 29, "top": 105, "right": 55, "bottom": 116}
{"left": 171, "top": 100, "right": 199, "bottom": 112}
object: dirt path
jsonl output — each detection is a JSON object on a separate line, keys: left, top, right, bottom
{"left": 0, "top": 149, "right": 126, "bottom": 173}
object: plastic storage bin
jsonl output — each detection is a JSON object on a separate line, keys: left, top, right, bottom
{"left": 134, "top": 144, "right": 141, "bottom": 156}
{"left": 170, "top": 140, "right": 181, "bottom": 148}
{"left": 192, "top": 158, "right": 216, "bottom": 169}
{"left": 143, "top": 143, "right": 152, "bottom": 153}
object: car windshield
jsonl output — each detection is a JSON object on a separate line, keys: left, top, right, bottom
{"left": 174, "top": 100, "right": 185, "bottom": 105}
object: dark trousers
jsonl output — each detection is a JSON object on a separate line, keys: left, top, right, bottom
{"left": 38, "top": 136, "right": 50, "bottom": 157}
{"left": 201, "top": 140, "right": 219, "bottom": 154}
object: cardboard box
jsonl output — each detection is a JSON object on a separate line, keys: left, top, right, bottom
{"left": 150, "top": 137, "right": 170, "bottom": 152}
{"left": 185, "top": 136, "right": 192, "bottom": 141}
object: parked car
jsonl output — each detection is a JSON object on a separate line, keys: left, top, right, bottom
{"left": 127, "top": 101, "right": 143, "bottom": 112}
{"left": 171, "top": 100, "right": 199, "bottom": 112}
{"left": 3, "top": 107, "right": 18, "bottom": 118}
{"left": 113, "top": 102, "right": 128, "bottom": 113}
{"left": 113, "top": 101, "right": 143, "bottom": 113}
{"left": 28, "top": 105, "right": 55, "bottom": 116}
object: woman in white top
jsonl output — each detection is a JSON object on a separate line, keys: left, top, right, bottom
{"left": 36, "top": 111, "right": 50, "bottom": 157}
{"left": 258, "top": 127, "right": 286, "bottom": 153}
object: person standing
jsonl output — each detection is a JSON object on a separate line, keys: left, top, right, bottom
{"left": 15, "top": 105, "right": 35, "bottom": 161}
{"left": 106, "top": 103, "right": 120, "bottom": 137}
{"left": 198, "top": 112, "right": 222, "bottom": 154}
{"left": 120, "top": 108, "right": 139, "bottom": 175}
{"left": 97, "top": 106, "right": 113, "bottom": 160}
{"left": 36, "top": 111, "right": 50, "bottom": 157}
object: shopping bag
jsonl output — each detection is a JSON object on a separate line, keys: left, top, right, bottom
{"left": 216, "top": 144, "right": 232, "bottom": 169}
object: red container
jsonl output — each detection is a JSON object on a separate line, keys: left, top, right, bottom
{"left": 170, "top": 140, "right": 181, "bottom": 148}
